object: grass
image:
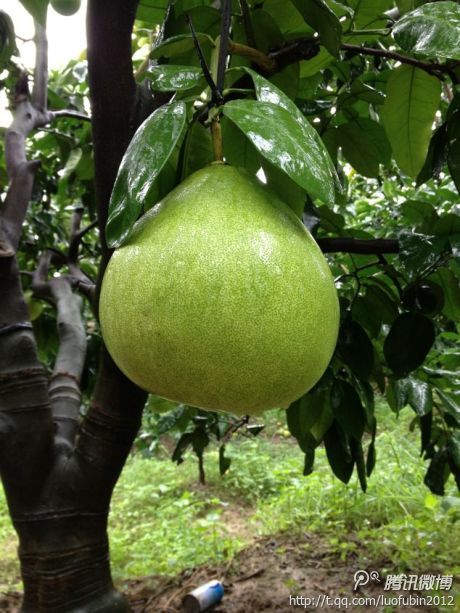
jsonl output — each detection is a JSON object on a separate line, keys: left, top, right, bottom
{"left": 0, "top": 401, "right": 459, "bottom": 593}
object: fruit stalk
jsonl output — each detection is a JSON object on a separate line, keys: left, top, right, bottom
{"left": 211, "top": 119, "right": 224, "bottom": 162}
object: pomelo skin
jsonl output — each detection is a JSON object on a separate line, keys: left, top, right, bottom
{"left": 100, "top": 164, "right": 339, "bottom": 416}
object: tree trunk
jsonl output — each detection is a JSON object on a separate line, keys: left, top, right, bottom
{"left": 0, "top": 2, "right": 154, "bottom": 610}
{"left": 17, "top": 517, "right": 128, "bottom": 613}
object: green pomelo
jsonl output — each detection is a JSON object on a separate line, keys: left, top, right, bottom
{"left": 100, "top": 164, "right": 339, "bottom": 415}
{"left": 50, "top": 0, "right": 81, "bottom": 16}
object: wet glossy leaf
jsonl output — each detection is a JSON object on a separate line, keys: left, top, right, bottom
{"left": 292, "top": 0, "right": 342, "bottom": 56}
{"left": 223, "top": 99, "right": 335, "bottom": 204}
{"left": 147, "top": 65, "right": 204, "bottom": 91}
{"left": 238, "top": 67, "right": 339, "bottom": 198}
{"left": 393, "top": 1, "right": 460, "bottom": 60}
{"left": 384, "top": 313, "right": 435, "bottom": 377}
{"left": 106, "top": 101, "right": 187, "bottom": 248}
{"left": 381, "top": 66, "right": 441, "bottom": 177}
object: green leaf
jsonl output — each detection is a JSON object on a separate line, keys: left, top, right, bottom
{"left": 147, "top": 65, "right": 204, "bottom": 91}
{"left": 338, "top": 319, "right": 374, "bottom": 380}
{"left": 262, "top": 161, "right": 306, "bottom": 218}
{"left": 366, "top": 421, "right": 376, "bottom": 477}
{"left": 303, "top": 447, "right": 316, "bottom": 476}
{"left": 324, "top": 421, "right": 354, "bottom": 484}
{"left": 192, "top": 427, "right": 210, "bottom": 456}
{"left": 381, "top": 66, "right": 441, "bottom": 177}
{"left": 336, "top": 117, "right": 391, "bottom": 177}
{"left": 172, "top": 7, "right": 221, "bottom": 38}
{"left": 429, "top": 267, "right": 460, "bottom": 321}
{"left": 350, "top": 438, "right": 367, "bottom": 492}
{"left": 263, "top": 0, "right": 314, "bottom": 38}
{"left": 0, "top": 11, "right": 17, "bottom": 68}
{"left": 417, "top": 124, "right": 448, "bottom": 186}
{"left": 219, "top": 444, "right": 231, "bottom": 475}
{"left": 400, "top": 200, "right": 437, "bottom": 226}
{"left": 384, "top": 313, "right": 435, "bottom": 377}
{"left": 436, "top": 390, "right": 460, "bottom": 426}
{"left": 220, "top": 115, "right": 261, "bottom": 175}
{"left": 172, "top": 432, "right": 194, "bottom": 464}
{"left": 137, "top": 0, "right": 169, "bottom": 25}
{"left": 347, "top": 0, "right": 392, "bottom": 36}
{"left": 292, "top": 0, "right": 342, "bottom": 56}
{"left": 393, "top": 1, "right": 460, "bottom": 61}
{"left": 386, "top": 378, "right": 410, "bottom": 413}
{"left": 223, "top": 99, "right": 335, "bottom": 204}
{"left": 181, "top": 121, "right": 214, "bottom": 180}
{"left": 18, "top": 0, "right": 48, "bottom": 25}
{"left": 364, "top": 283, "right": 398, "bottom": 325}
{"left": 151, "top": 33, "right": 214, "bottom": 59}
{"left": 407, "top": 379, "right": 433, "bottom": 416}
{"left": 399, "top": 233, "right": 444, "bottom": 278}
{"left": 106, "top": 101, "right": 187, "bottom": 248}
{"left": 287, "top": 388, "right": 329, "bottom": 441}
{"left": 424, "top": 448, "right": 449, "bottom": 496}
{"left": 299, "top": 47, "right": 334, "bottom": 76}
{"left": 330, "top": 380, "right": 366, "bottom": 440}
{"left": 239, "top": 67, "right": 340, "bottom": 198}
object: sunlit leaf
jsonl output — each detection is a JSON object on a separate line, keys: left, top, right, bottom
{"left": 381, "top": 66, "right": 441, "bottom": 177}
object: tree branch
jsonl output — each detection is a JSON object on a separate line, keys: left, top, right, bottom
{"left": 32, "top": 19, "right": 48, "bottom": 110}
{"left": 341, "top": 43, "right": 455, "bottom": 80}
{"left": 0, "top": 20, "right": 54, "bottom": 496}
{"left": 317, "top": 237, "right": 399, "bottom": 254}
{"left": 50, "top": 109, "right": 91, "bottom": 122}
{"left": 80, "top": 0, "right": 148, "bottom": 495}
{"left": 32, "top": 252, "right": 86, "bottom": 447}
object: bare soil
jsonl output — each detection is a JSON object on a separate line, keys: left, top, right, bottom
{"left": 0, "top": 533, "right": 450, "bottom": 612}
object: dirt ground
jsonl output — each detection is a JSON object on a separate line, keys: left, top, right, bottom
{"left": 1, "top": 533, "right": 451, "bottom": 612}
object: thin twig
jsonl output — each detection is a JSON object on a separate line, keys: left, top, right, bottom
{"left": 51, "top": 109, "right": 91, "bottom": 122}
{"left": 341, "top": 43, "right": 454, "bottom": 80}
{"left": 217, "top": 0, "right": 232, "bottom": 96}
{"left": 186, "top": 14, "right": 222, "bottom": 104}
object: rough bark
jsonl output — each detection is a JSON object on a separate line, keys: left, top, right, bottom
{"left": 0, "top": 2, "right": 149, "bottom": 611}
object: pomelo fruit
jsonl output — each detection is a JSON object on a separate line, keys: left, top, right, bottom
{"left": 100, "top": 164, "right": 339, "bottom": 415}
{"left": 50, "top": 0, "right": 81, "bottom": 17}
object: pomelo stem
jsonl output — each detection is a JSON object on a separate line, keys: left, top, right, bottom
{"left": 211, "top": 119, "right": 224, "bottom": 162}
